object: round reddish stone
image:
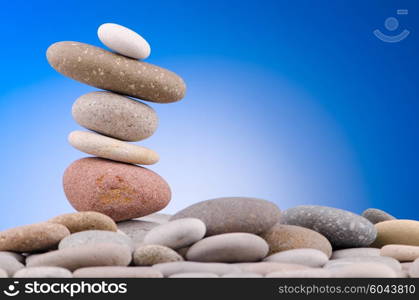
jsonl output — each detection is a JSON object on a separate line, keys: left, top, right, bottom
{"left": 63, "top": 157, "right": 171, "bottom": 221}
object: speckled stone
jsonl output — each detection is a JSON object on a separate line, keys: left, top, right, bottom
{"left": 324, "top": 256, "right": 401, "bottom": 273}
{"left": 329, "top": 263, "right": 397, "bottom": 278}
{"left": 73, "top": 266, "right": 163, "bottom": 278}
{"left": 63, "top": 157, "right": 171, "bottom": 222}
{"left": 237, "top": 262, "right": 309, "bottom": 275}
{"left": 409, "top": 259, "right": 419, "bottom": 278}
{"left": 69, "top": 131, "right": 159, "bottom": 165}
{"left": 264, "top": 249, "right": 329, "bottom": 267}
{"left": 331, "top": 248, "right": 380, "bottom": 259}
{"left": 72, "top": 92, "right": 158, "bottom": 142}
{"left": 47, "top": 42, "right": 186, "bottom": 103}
{"left": 186, "top": 233, "right": 268, "bottom": 263}
{"left": 144, "top": 218, "right": 206, "bottom": 249}
{"left": 133, "top": 245, "right": 183, "bottom": 265}
{"left": 261, "top": 224, "right": 332, "bottom": 257}
{"left": 152, "top": 262, "right": 240, "bottom": 277}
{"left": 117, "top": 220, "right": 159, "bottom": 245}
{"left": 0, "top": 223, "right": 70, "bottom": 252}
{"left": 381, "top": 245, "right": 419, "bottom": 262}
{"left": 282, "top": 205, "right": 376, "bottom": 248}
{"left": 169, "top": 272, "right": 218, "bottom": 278}
{"left": 171, "top": 197, "right": 281, "bottom": 236}
{"left": 362, "top": 208, "right": 396, "bottom": 224}
{"left": 266, "top": 268, "right": 331, "bottom": 278}
{"left": 59, "top": 230, "right": 134, "bottom": 251}
{"left": 371, "top": 220, "right": 419, "bottom": 248}
{"left": 14, "top": 267, "right": 73, "bottom": 278}
{"left": 26, "top": 243, "right": 131, "bottom": 271}
{"left": 98, "top": 23, "right": 151, "bottom": 59}
{"left": 49, "top": 211, "right": 117, "bottom": 233}
{"left": 0, "top": 254, "right": 24, "bottom": 276}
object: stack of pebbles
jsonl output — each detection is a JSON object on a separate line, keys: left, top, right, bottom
{"left": 1, "top": 24, "right": 419, "bottom": 279}
{"left": 50, "top": 23, "right": 186, "bottom": 221}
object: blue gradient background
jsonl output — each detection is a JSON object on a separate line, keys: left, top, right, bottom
{"left": 0, "top": 0, "right": 418, "bottom": 229}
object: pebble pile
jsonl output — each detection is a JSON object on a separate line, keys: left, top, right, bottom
{"left": 0, "top": 23, "right": 419, "bottom": 278}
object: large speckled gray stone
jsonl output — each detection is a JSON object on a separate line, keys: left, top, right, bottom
{"left": 117, "top": 220, "right": 159, "bottom": 245}
{"left": 26, "top": 243, "right": 131, "bottom": 271}
{"left": 72, "top": 92, "right": 158, "bottom": 142}
{"left": 282, "top": 205, "right": 377, "bottom": 248}
{"left": 14, "top": 267, "right": 72, "bottom": 278}
{"left": 171, "top": 197, "right": 281, "bottom": 236}
{"left": 186, "top": 233, "right": 268, "bottom": 263}
{"left": 58, "top": 230, "right": 134, "bottom": 251}
{"left": 143, "top": 218, "right": 206, "bottom": 249}
{"left": 133, "top": 245, "right": 183, "bottom": 265}
{"left": 362, "top": 208, "right": 396, "bottom": 224}
{"left": 47, "top": 41, "right": 186, "bottom": 103}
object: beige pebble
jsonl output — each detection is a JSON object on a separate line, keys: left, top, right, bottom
{"left": 68, "top": 131, "right": 159, "bottom": 165}
{"left": 73, "top": 266, "right": 162, "bottom": 278}
{"left": 331, "top": 248, "right": 380, "bottom": 259}
{"left": 329, "top": 262, "right": 397, "bottom": 278}
{"left": 237, "top": 262, "right": 309, "bottom": 275}
{"left": 264, "top": 248, "right": 329, "bottom": 267}
{"left": 26, "top": 243, "right": 131, "bottom": 271}
{"left": 266, "top": 268, "right": 331, "bottom": 278}
{"left": 222, "top": 272, "right": 263, "bottom": 278}
{"left": 133, "top": 245, "right": 183, "bottom": 266}
{"left": 0, "top": 223, "right": 70, "bottom": 252}
{"left": 381, "top": 244, "right": 419, "bottom": 262}
{"left": 169, "top": 272, "right": 218, "bottom": 278}
{"left": 49, "top": 211, "right": 117, "bottom": 233}
{"left": 152, "top": 262, "right": 240, "bottom": 277}
{"left": 14, "top": 267, "right": 73, "bottom": 278}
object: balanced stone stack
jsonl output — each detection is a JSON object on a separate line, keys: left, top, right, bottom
{"left": 46, "top": 23, "right": 186, "bottom": 221}
{"left": 1, "top": 24, "right": 419, "bottom": 279}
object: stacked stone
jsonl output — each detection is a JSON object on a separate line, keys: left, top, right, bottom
{"left": 46, "top": 23, "right": 186, "bottom": 221}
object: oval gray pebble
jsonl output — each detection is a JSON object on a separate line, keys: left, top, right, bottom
{"left": 171, "top": 197, "right": 281, "bottom": 236}
{"left": 14, "top": 267, "right": 72, "bottom": 278}
{"left": 73, "top": 266, "right": 163, "bottom": 278}
{"left": 72, "top": 91, "right": 158, "bottom": 142}
{"left": 264, "top": 248, "right": 329, "bottom": 267}
{"left": 59, "top": 230, "right": 134, "bottom": 252}
{"left": 331, "top": 248, "right": 380, "bottom": 259}
{"left": 361, "top": 208, "right": 396, "bottom": 224}
{"left": 186, "top": 233, "right": 268, "bottom": 263}
{"left": 282, "top": 205, "right": 377, "bottom": 248}
{"left": 117, "top": 220, "right": 159, "bottom": 245}
{"left": 133, "top": 245, "right": 183, "bottom": 266}
{"left": 26, "top": 243, "right": 131, "bottom": 271}
{"left": 152, "top": 262, "right": 240, "bottom": 277}
{"left": 143, "top": 218, "right": 206, "bottom": 249}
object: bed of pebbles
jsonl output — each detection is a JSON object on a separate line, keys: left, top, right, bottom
{"left": 1, "top": 23, "right": 418, "bottom": 278}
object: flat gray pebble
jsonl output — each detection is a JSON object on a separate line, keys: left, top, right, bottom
{"left": 331, "top": 248, "right": 380, "bottom": 259}
{"left": 169, "top": 272, "right": 219, "bottom": 278}
{"left": 73, "top": 266, "right": 163, "bottom": 278}
{"left": 152, "top": 262, "right": 240, "bottom": 277}
{"left": 264, "top": 248, "right": 329, "bottom": 267}
{"left": 0, "top": 254, "right": 24, "bottom": 276}
{"left": 14, "top": 267, "right": 72, "bottom": 278}
{"left": 59, "top": 230, "right": 134, "bottom": 251}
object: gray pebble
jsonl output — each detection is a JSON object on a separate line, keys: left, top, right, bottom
{"left": 14, "top": 267, "right": 72, "bottom": 278}
{"left": 59, "top": 230, "right": 134, "bottom": 251}
{"left": 362, "top": 208, "right": 396, "bottom": 224}
{"left": 152, "top": 262, "right": 240, "bottom": 277}
{"left": 264, "top": 248, "right": 329, "bottom": 267}
{"left": 73, "top": 266, "right": 163, "bottom": 278}
{"left": 0, "top": 254, "right": 24, "bottom": 276}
